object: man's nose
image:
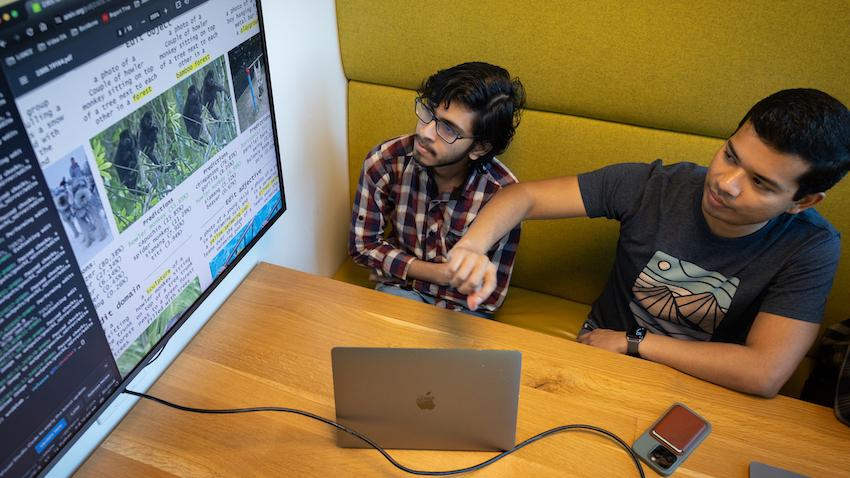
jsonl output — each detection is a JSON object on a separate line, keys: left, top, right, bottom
{"left": 718, "top": 168, "right": 745, "bottom": 197}
{"left": 418, "top": 118, "right": 437, "bottom": 141}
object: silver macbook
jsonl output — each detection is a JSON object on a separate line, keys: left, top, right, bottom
{"left": 331, "top": 347, "right": 522, "bottom": 451}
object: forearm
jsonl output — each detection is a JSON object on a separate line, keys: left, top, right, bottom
{"left": 581, "top": 312, "right": 818, "bottom": 397}
{"left": 406, "top": 259, "right": 451, "bottom": 286}
{"left": 639, "top": 334, "right": 786, "bottom": 397}
{"left": 350, "top": 234, "right": 451, "bottom": 286}
{"left": 455, "top": 183, "right": 534, "bottom": 254}
{"left": 449, "top": 177, "right": 586, "bottom": 307}
{"left": 456, "top": 177, "right": 587, "bottom": 254}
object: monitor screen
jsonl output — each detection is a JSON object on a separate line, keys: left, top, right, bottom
{"left": 0, "top": 1, "right": 285, "bottom": 476}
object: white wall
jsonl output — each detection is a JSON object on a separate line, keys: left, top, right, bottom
{"left": 45, "top": 1, "right": 349, "bottom": 476}
{"left": 258, "top": 0, "right": 350, "bottom": 274}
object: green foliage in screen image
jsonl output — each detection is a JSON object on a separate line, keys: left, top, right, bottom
{"left": 116, "top": 277, "right": 202, "bottom": 377}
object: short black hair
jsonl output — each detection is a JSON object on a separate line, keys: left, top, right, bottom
{"left": 737, "top": 88, "right": 850, "bottom": 199}
{"left": 417, "top": 62, "right": 525, "bottom": 164}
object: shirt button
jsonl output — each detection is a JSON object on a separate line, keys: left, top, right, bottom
{"left": 358, "top": 215, "right": 364, "bottom": 220}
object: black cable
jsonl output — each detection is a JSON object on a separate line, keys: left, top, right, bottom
{"left": 122, "top": 389, "right": 645, "bottom": 476}
{"left": 146, "top": 344, "right": 165, "bottom": 366}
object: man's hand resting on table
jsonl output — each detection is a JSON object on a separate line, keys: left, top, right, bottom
{"left": 576, "top": 329, "right": 628, "bottom": 354}
{"left": 447, "top": 246, "right": 497, "bottom": 310}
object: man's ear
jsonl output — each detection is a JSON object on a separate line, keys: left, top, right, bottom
{"left": 787, "top": 192, "right": 825, "bottom": 214}
{"left": 468, "top": 142, "right": 492, "bottom": 161}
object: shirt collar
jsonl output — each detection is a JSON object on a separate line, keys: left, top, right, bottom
{"left": 409, "top": 154, "right": 488, "bottom": 201}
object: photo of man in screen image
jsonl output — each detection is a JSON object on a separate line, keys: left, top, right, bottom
{"left": 349, "top": 62, "right": 525, "bottom": 317}
{"left": 45, "top": 149, "right": 113, "bottom": 265}
{"left": 448, "top": 88, "right": 850, "bottom": 397}
{"left": 228, "top": 32, "right": 271, "bottom": 132}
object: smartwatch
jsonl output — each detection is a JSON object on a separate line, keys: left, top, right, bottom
{"left": 626, "top": 325, "right": 647, "bottom": 357}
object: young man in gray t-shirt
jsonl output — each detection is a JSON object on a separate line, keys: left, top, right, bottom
{"left": 447, "top": 89, "right": 850, "bottom": 397}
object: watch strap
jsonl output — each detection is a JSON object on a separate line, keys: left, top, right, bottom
{"left": 627, "top": 326, "right": 646, "bottom": 357}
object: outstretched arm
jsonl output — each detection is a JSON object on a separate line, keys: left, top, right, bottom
{"left": 448, "top": 176, "right": 588, "bottom": 309}
{"left": 578, "top": 312, "right": 819, "bottom": 397}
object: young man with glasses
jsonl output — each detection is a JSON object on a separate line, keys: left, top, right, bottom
{"left": 447, "top": 89, "right": 850, "bottom": 396}
{"left": 349, "top": 62, "right": 525, "bottom": 316}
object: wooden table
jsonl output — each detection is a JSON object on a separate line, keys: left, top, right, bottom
{"left": 76, "top": 263, "right": 850, "bottom": 477}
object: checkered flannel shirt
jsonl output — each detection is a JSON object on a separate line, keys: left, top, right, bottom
{"left": 349, "top": 134, "right": 521, "bottom": 313}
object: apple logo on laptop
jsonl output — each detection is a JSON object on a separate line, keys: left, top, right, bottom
{"left": 416, "top": 391, "right": 436, "bottom": 410}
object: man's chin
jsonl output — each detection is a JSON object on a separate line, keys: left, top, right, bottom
{"left": 413, "top": 141, "right": 434, "bottom": 164}
{"left": 700, "top": 191, "right": 728, "bottom": 225}
{"left": 412, "top": 151, "right": 431, "bottom": 167}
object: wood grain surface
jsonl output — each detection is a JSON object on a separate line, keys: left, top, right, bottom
{"left": 75, "top": 263, "right": 850, "bottom": 477}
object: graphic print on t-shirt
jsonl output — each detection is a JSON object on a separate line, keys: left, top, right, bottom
{"left": 630, "top": 251, "right": 739, "bottom": 340}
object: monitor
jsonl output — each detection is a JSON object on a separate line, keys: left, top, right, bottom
{"left": 0, "top": 1, "right": 285, "bottom": 476}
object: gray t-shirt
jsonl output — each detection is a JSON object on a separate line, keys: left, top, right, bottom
{"left": 578, "top": 160, "right": 840, "bottom": 344}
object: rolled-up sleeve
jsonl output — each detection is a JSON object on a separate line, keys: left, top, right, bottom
{"left": 349, "top": 153, "right": 416, "bottom": 280}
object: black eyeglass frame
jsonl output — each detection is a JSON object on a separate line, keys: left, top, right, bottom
{"left": 414, "top": 97, "right": 479, "bottom": 144}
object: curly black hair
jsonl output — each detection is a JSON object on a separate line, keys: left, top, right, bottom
{"left": 418, "top": 62, "right": 526, "bottom": 165}
{"left": 738, "top": 88, "right": 850, "bottom": 199}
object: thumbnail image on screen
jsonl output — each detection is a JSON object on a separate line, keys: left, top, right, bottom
{"left": 0, "top": 1, "right": 285, "bottom": 477}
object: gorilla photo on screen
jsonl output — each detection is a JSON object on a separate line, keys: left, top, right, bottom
{"left": 183, "top": 71, "right": 229, "bottom": 144}
{"left": 183, "top": 84, "right": 204, "bottom": 142}
{"left": 138, "top": 111, "right": 160, "bottom": 166}
{"left": 202, "top": 71, "right": 226, "bottom": 120}
{"left": 113, "top": 129, "right": 139, "bottom": 191}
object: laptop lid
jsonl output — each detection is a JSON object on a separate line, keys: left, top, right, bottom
{"left": 331, "top": 347, "right": 522, "bottom": 451}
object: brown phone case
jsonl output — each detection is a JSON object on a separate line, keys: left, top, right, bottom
{"left": 650, "top": 404, "right": 708, "bottom": 454}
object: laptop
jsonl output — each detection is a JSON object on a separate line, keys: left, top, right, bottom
{"left": 331, "top": 347, "right": 522, "bottom": 451}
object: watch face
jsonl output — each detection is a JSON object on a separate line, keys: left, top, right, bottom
{"left": 628, "top": 326, "right": 647, "bottom": 340}
{"left": 627, "top": 326, "right": 646, "bottom": 357}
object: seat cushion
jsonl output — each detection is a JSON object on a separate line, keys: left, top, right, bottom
{"left": 494, "top": 287, "right": 590, "bottom": 341}
{"left": 332, "top": 257, "right": 375, "bottom": 290}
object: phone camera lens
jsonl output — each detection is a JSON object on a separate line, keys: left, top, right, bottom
{"left": 649, "top": 445, "right": 677, "bottom": 469}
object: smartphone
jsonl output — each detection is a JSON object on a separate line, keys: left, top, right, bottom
{"left": 632, "top": 403, "right": 711, "bottom": 476}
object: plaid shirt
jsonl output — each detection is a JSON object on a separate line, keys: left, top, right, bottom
{"left": 349, "top": 134, "right": 521, "bottom": 313}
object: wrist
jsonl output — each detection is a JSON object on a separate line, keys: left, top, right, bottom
{"left": 409, "top": 258, "right": 451, "bottom": 286}
{"left": 438, "top": 261, "right": 452, "bottom": 286}
{"left": 454, "top": 238, "right": 487, "bottom": 255}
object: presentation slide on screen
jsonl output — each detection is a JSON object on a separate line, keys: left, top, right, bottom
{"left": 13, "top": 0, "right": 280, "bottom": 370}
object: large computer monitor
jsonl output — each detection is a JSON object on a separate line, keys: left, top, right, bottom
{"left": 0, "top": 1, "right": 285, "bottom": 476}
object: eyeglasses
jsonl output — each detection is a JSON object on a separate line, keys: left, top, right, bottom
{"left": 414, "top": 97, "right": 476, "bottom": 144}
